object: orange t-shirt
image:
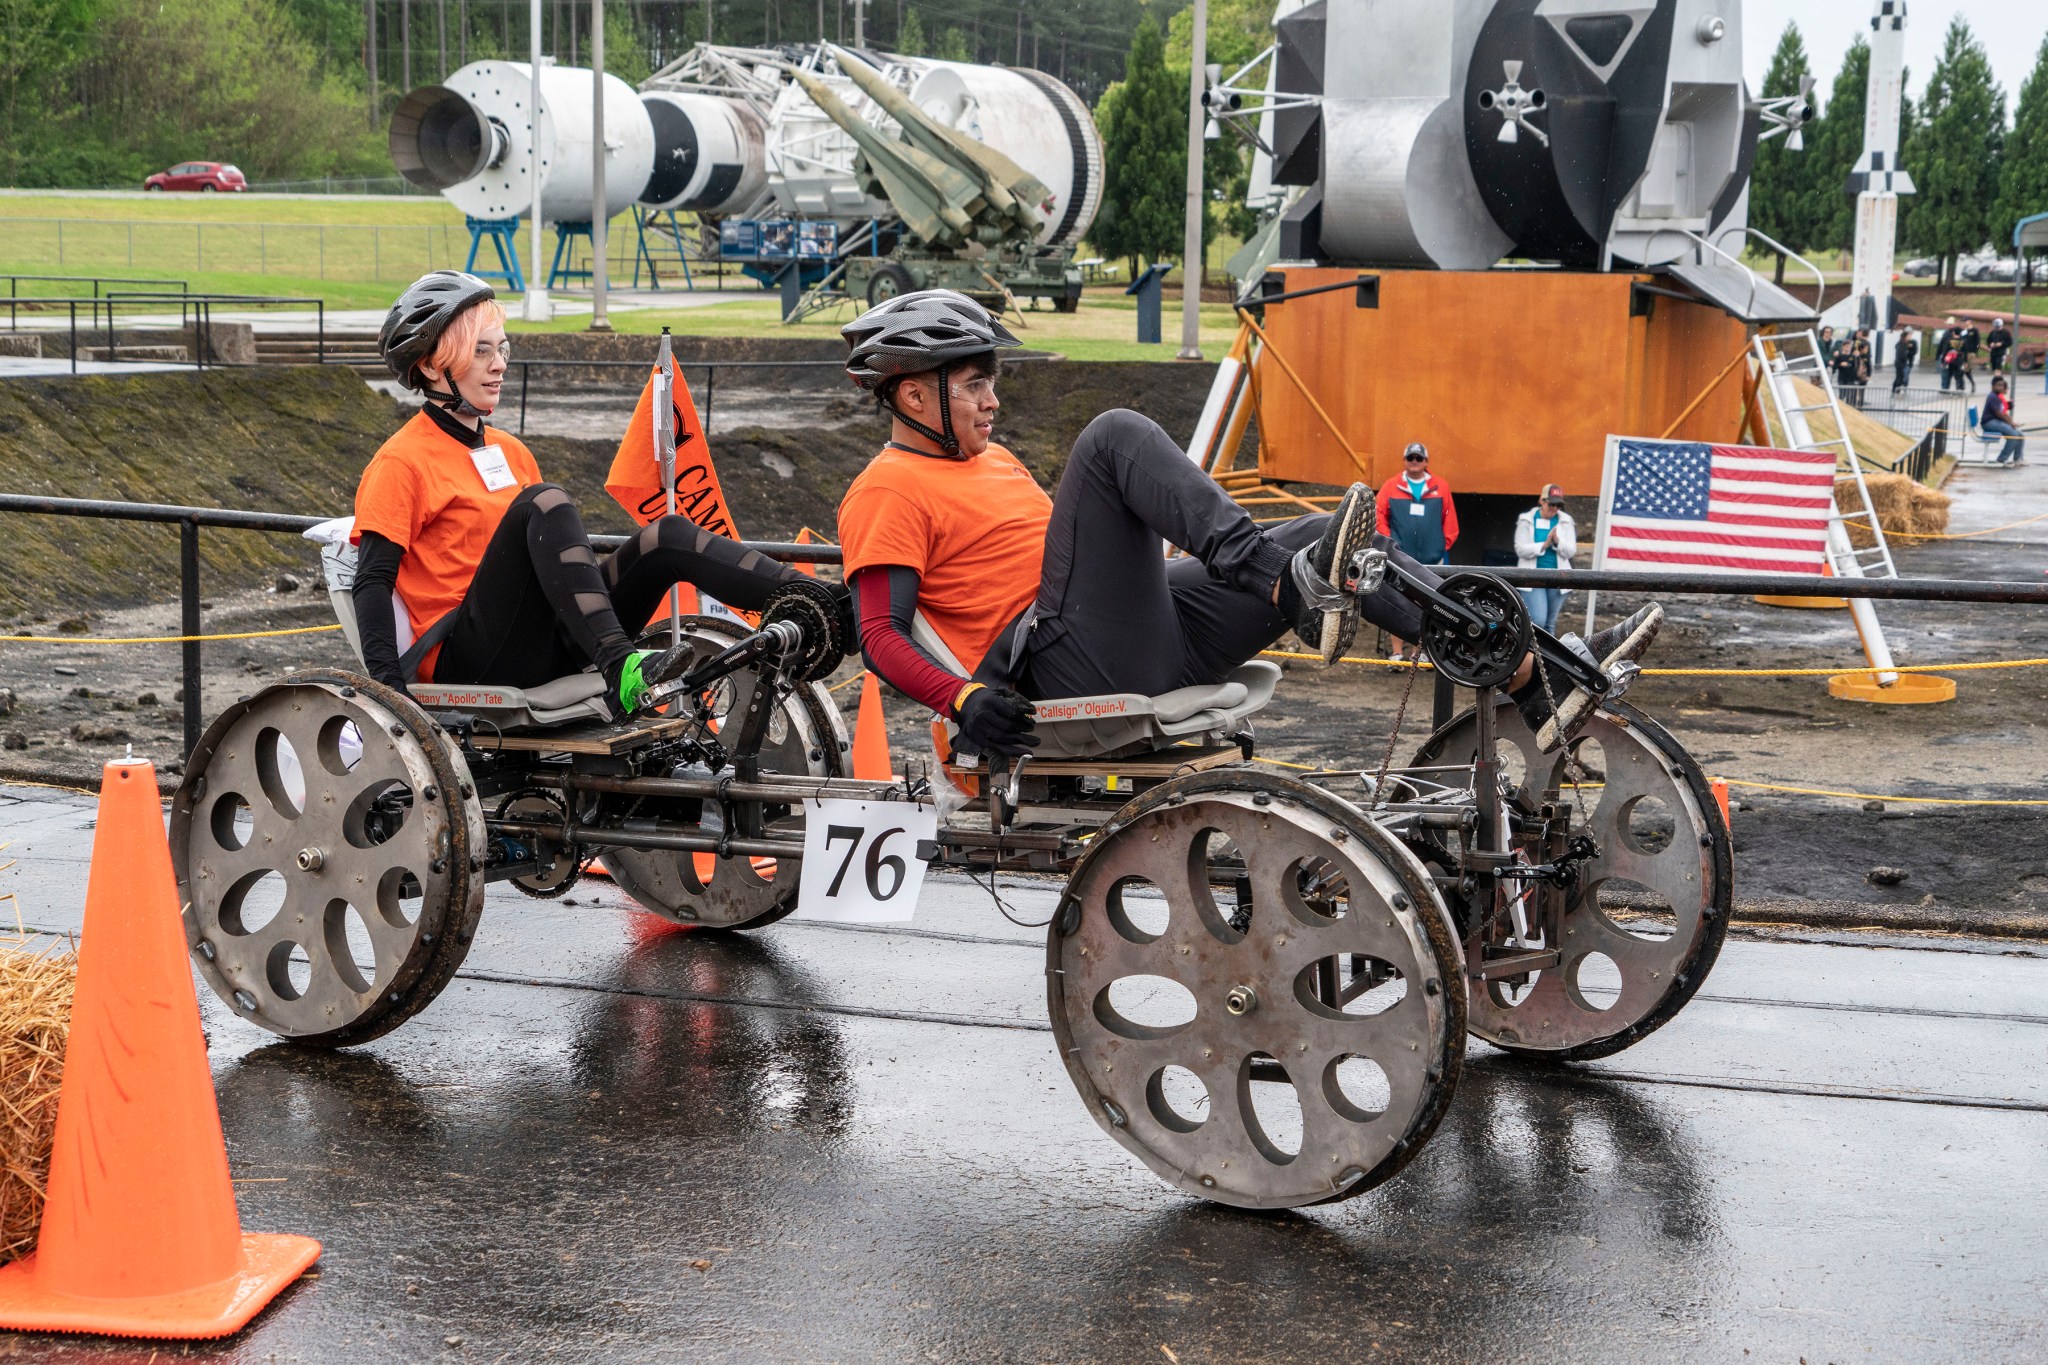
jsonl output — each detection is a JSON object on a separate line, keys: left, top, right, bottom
{"left": 352, "top": 410, "right": 543, "bottom": 678}
{"left": 837, "top": 443, "right": 1052, "bottom": 674}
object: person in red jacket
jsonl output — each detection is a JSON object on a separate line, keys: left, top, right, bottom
{"left": 1375, "top": 443, "right": 1459, "bottom": 659}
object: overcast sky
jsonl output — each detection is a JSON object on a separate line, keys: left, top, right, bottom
{"left": 1743, "top": 1, "right": 2044, "bottom": 108}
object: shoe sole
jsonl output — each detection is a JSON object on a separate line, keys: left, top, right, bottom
{"left": 1316, "top": 489, "right": 1372, "bottom": 664}
{"left": 1535, "top": 605, "right": 1663, "bottom": 752}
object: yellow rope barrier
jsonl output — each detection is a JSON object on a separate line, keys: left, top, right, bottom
{"left": 5, "top": 624, "right": 345, "bottom": 645}
{"left": 1259, "top": 647, "right": 2048, "bottom": 677}
{"left": 1717, "top": 778, "right": 2048, "bottom": 808}
{"left": 1885, "top": 507, "right": 2048, "bottom": 540}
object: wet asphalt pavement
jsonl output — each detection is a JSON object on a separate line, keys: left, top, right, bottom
{"left": 3, "top": 780, "right": 2046, "bottom": 1363}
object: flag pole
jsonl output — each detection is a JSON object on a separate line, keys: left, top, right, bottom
{"left": 653, "top": 326, "right": 679, "bottom": 644}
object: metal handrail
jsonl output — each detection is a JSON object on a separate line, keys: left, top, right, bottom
{"left": 1713, "top": 225, "right": 1829, "bottom": 316}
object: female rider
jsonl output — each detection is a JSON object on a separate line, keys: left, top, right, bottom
{"left": 352, "top": 271, "right": 810, "bottom": 715}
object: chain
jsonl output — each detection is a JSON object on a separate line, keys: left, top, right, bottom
{"left": 1366, "top": 658, "right": 1423, "bottom": 806}
{"left": 1532, "top": 654, "right": 1591, "bottom": 826}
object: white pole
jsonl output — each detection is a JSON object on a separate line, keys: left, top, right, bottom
{"left": 523, "top": 0, "right": 551, "bottom": 321}
{"left": 1176, "top": 0, "right": 1207, "bottom": 361}
{"left": 589, "top": 0, "right": 612, "bottom": 331}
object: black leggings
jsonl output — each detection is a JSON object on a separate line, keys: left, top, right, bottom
{"left": 432, "top": 483, "right": 800, "bottom": 688}
{"left": 1018, "top": 409, "right": 1438, "bottom": 699}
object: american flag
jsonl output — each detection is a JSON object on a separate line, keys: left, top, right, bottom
{"left": 1596, "top": 438, "right": 1837, "bottom": 574}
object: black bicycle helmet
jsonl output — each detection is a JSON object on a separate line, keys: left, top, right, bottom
{"left": 379, "top": 270, "right": 497, "bottom": 409}
{"left": 841, "top": 289, "right": 1020, "bottom": 457}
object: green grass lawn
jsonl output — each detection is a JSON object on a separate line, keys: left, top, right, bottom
{"left": 506, "top": 291, "right": 1246, "bottom": 361}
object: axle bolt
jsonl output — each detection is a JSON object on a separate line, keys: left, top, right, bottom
{"left": 1223, "top": 984, "right": 1258, "bottom": 1016}
{"left": 295, "top": 847, "right": 326, "bottom": 871}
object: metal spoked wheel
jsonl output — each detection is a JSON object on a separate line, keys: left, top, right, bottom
{"left": 1410, "top": 698, "right": 1733, "bottom": 1061}
{"left": 602, "top": 615, "right": 848, "bottom": 931}
{"left": 170, "top": 670, "right": 486, "bottom": 1047}
{"left": 1048, "top": 772, "right": 1466, "bottom": 1210}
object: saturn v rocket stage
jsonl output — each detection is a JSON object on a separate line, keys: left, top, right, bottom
{"left": 1200, "top": 0, "right": 1819, "bottom": 534}
{"left": 387, "top": 43, "right": 1102, "bottom": 257}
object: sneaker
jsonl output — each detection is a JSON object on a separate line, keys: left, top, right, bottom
{"left": 1533, "top": 604, "right": 1664, "bottom": 753}
{"left": 1290, "top": 483, "right": 1375, "bottom": 665}
{"left": 613, "top": 641, "right": 693, "bottom": 717}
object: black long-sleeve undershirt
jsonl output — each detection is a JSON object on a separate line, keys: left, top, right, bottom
{"left": 351, "top": 530, "right": 410, "bottom": 693}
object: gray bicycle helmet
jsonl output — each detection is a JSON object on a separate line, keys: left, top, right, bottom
{"left": 379, "top": 270, "right": 497, "bottom": 411}
{"left": 841, "top": 289, "right": 1020, "bottom": 457}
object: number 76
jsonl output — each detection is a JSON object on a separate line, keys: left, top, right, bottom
{"left": 823, "top": 824, "right": 908, "bottom": 900}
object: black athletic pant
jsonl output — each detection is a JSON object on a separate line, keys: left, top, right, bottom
{"left": 433, "top": 483, "right": 800, "bottom": 688}
{"left": 1018, "top": 409, "right": 1437, "bottom": 699}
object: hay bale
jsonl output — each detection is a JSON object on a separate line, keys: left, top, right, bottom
{"left": 1839, "top": 472, "right": 1952, "bottom": 547}
{"left": 0, "top": 946, "right": 73, "bottom": 1266}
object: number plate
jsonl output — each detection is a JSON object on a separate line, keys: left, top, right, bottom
{"left": 794, "top": 798, "right": 937, "bottom": 924}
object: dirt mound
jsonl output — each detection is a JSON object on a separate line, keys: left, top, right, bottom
{"left": 0, "top": 359, "right": 1224, "bottom": 621}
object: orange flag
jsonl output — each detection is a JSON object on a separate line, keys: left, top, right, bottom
{"left": 606, "top": 357, "right": 738, "bottom": 537}
{"left": 606, "top": 357, "right": 742, "bottom": 622}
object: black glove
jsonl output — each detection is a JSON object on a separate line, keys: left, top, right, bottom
{"left": 955, "top": 685, "right": 1040, "bottom": 758}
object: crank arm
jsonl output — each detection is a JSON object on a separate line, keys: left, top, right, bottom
{"left": 1382, "top": 559, "right": 1492, "bottom": 633}
{"left": 1528, "top": 626, "right": 1610, "bottom": 693}
{"left": 646, "top": 619, "right": 803, "bottom": 707}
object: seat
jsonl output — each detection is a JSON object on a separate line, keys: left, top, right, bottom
{"left": 304, "top": 517, "right": 614, "bottom": 730}
{"left": 910, "top": 611, "right": 1279, "bottom": 761}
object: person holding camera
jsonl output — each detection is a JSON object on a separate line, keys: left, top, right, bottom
{"left": 1514, "top": 484, "right": 1576, "bottom": 633}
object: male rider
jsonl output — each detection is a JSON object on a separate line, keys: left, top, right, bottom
{"left": 832, "top": 290, "right": 1660, "bottom": 759}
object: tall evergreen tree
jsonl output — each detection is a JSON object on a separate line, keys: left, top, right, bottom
{"left": 896, "top": 6, "right": 926, "bottom": 57}
{"left": 1906, "top": 17, "right": 2006, "bottom": 285}
{"left": 1807, "top": 35, "right": 1868, "bottom": 255}
{"left": 1749, "top": 23, "right": 1824, "bottom": 282}
{"left": 1090, "top": 16, "right": 1185, "bottom": 275}
{"left": 1994, "top": 35, "right": 2048, "bottom": 283}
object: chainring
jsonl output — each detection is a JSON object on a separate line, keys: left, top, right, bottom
{"left": 1422, "top": 572, "right": 1532, "bottom": 689}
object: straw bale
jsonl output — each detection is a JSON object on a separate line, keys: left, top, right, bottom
{"left": 0, "top": 946, "right": 73, "bottom": 1265}
{"left": 1839, "top": 472, "right": 1952, "bottom": 548}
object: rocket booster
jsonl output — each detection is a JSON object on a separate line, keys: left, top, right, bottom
{"left": 1849, "top": 0, "right": 1915, "bottom": 196}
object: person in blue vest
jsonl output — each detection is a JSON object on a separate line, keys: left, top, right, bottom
{"left": 1376, "top": 442, "right": 1459, "bottom": 660}
{"left": 1515, "top": 483, "right": 1577, "bottom": 632}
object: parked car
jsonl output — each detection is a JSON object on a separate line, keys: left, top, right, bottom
{"left": 143, "top": 162, "right": 246, "bottom": 193}
{"left": 1901, "top": 256, "right": 1940, "bottom": 278}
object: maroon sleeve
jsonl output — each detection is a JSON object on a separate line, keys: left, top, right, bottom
{"left": 854, "top": 566, "right": 971, "bottom": 717}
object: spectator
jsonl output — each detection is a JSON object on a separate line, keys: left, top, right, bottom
{"left": 1833, "top": 330, "right": 1866, "bottom": 407}
{"left": 1891, "top": 324, "right": 1918, "bottom": 393}
{"left": 1514, "top": 483, "right": 1576, "bottom": 633}
{"left": 1984, "top": 376, "right": 2025, "bottom": 465}
{"left": 1987, "top": 317, "right": 2015, "bottom": 375}
{"left": 1939, "top": 318, "right": 1967, "bottom": 391}
{"left": 1376, "top": 441, "right": 1458, "bottom": 660}
{"left": 1959, "top": 318, "right": 1982, "bottom": 391}
{"left": 1817, "top": 325, "right": 1838, "bottom": 372}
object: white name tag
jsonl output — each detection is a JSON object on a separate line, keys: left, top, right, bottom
{"left": 794, "top": 798, "right": 937, "bottom": 924}
{"left": 1408, "top": 501, "right": 1426, "bottom": 516}
{"left": 471, "top": 445, "right": 516, "bottom": 492}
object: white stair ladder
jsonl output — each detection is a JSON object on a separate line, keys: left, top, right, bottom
{"left": 1752, "top": 329, "right": 1900, "bottom": 685}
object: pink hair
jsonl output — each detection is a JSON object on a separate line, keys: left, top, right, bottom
{"left": 427, "top": 298, "right": 507, "bottom": 383}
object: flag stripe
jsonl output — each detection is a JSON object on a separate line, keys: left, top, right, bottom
{"left": 1613, "top": 517, "right": 1829, "bottom": 544}
{"left": 1710, "top": 464, "right": 1838, "bottom": 487}
{"left": 1610, "top": 523, "right": 1827, "bottom": 551}
{"left": 1710, "top": 487, "right": 1838, "bottom": 510}
{"left": 1607, "top": 545, "right": 1822, "bottom": 573}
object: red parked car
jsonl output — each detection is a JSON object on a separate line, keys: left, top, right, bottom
{"left": 143, "top": 162, "right": 247, "bottom": 192}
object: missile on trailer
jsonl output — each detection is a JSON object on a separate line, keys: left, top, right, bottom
{"left": 823, "top": 44, "right": 1051, "bottom": 244}
{"left": 785, "top": 65, "right": 985, "bottom": 249}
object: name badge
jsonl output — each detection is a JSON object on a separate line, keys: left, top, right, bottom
{"left": 1408, "top": 501, "right": 1426, "bottom": 517}
{"left": 471, "top": 445, "right": 516, "bottom": 492}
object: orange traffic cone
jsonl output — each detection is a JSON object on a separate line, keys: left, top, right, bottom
{"left": 791, "top": 527, "right": 820, "bottom": 577}
{"left": 852, "top": 672, "right": 894, "bottom": 780}
{"left": 0, "top": 757, "right": 320, "bottom": 1339}
{"left": 1711, "top": 777, "right": 1732, "bottom": 831}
